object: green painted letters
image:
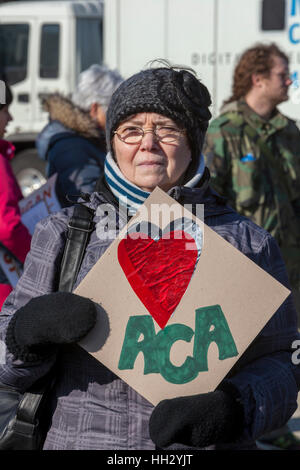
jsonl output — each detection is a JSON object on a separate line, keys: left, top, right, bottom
{"left": 193, "top": 305, "right": 238, "bottom": 372}
{"left": 118, "top": 315, "right": 160, "bottom": 374}
{"left": 118, "top": 305, "right": 238, "bottom": 383}
{"left": 155, "top": 324, "right": 198, "bottom": 384}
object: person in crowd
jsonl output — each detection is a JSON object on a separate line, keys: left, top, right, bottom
{"left": 0, "top": 82, "right": 31, "bottom": 309}
{"left": 0, "top": 65, "right": 299, "bottom": 450}
{"left": 203, "top": 42, "right": 300, "bottom": 450}
{"left": 36, "top": 64, "right": 123, "bottom": 207}
{"left": 203, "top": 43, "right": 300, "bottom": 318}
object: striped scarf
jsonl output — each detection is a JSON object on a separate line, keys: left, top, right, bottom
{"left": 104, "top": 152, "right": 205, "bottom": 214}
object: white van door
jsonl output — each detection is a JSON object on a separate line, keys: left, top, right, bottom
{"left": 34, "top": 13, "right": 103, "bottom": 129}
{"left": 33, "top": 16, "right": 73, "bottom": 131}
{"left": 0, "top": 18, "right": 36, "bottom": 134}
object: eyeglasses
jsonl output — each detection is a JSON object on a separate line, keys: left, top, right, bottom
{"left": 114, "top": 125, "right": 185, "bottom": 144}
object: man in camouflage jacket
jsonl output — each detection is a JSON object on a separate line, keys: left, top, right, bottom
{"left": 204, "top": 44, "right": 300, "bottom": 317}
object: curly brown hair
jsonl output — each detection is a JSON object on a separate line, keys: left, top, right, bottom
{"left": 224, "top": 43, "right": 289, "bottom": 105}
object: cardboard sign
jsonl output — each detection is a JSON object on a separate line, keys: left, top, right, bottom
{"left": 0, "top": 174, "right": 61, "bottom": 288}
{"left": 76, "top": 187, "right": 290, "bottom": 406}
{"left": 19, "top": 174, "right": 61, "bottom": 235}
{"left": 0, "top": 247, "right": 22, "bottom": 288}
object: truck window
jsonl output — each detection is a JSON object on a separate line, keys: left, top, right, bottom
{"left": 76, "top": 18, "right": 103, "bottom": 76}
{"left": 0, "top": 24, "right": 29, "bottom": 85}
{"left": 40, "top": 24, "right": 60, "bottom": 78}
{"left": 261, "top": 0, "right": 286, "bottom": 30}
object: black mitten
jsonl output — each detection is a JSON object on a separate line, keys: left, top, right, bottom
{"left": 149, "top": 388, "right": 244, "bottom": 448}
{"left": 6, "top": 292, "right": 97, "bottom": 361}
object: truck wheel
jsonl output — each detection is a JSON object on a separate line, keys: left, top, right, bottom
{"left": 11, "top": 149, "right": 47, "bottom": 197}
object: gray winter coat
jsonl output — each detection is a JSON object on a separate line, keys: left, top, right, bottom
{"left": 0, "top": 176, "right": 299, "bottom": 450}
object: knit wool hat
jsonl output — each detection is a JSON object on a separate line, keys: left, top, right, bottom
{"left": 106, "top": 66, "right": 212, "bottom": 176}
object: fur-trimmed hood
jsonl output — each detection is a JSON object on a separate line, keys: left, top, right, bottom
{"left": 43, "top": 93, "right": 104, "bottom": 139}
{"left": 36, "top": 94, "right": 106, "bottom": 160}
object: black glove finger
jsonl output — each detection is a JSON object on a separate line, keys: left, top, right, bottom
{"left": 6, "top": 292, "right": 97, "bottom": 360}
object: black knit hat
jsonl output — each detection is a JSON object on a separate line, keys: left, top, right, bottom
{"left": 106, "top": 66, "right": 212, "bottom": 175}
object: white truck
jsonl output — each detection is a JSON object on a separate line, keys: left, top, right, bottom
{"left": 0, "top": 0, "right": 103, "bottom": 195}
{"left": 0, "top": 0, "right": 300, "bottom": 195}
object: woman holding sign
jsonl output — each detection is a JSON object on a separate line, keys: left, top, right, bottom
{"left": 0, "top": 83, "right": 31, "bottom": 309}
{"left": 0, "top": 64, "right": 299, "bottom": 450}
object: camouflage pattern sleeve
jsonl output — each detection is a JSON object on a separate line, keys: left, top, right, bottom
{"left": 203, "top": 117, "right": 234, "bottom": 202}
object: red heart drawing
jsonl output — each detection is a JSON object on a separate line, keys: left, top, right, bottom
{"left": 118, "top": 226, "right": 199, "bottom": 329}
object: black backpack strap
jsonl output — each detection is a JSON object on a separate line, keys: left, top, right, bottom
{"left": 58, "top": 203, "right": 95, "bottom": 293}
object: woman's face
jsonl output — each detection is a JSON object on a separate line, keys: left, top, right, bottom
{"left": 113, "top": 112, "right": 191, "bottom": 192}
{"left": 0, "top": 105, "right": 12, "bottom": 138}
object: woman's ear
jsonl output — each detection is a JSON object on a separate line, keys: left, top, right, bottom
{"left": 89, "top": 103, "right": 106, "bottom": 128}
{"left": 89, "top": 102, "right": 98, "bottom": 118}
